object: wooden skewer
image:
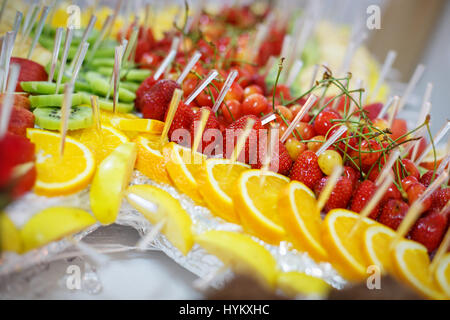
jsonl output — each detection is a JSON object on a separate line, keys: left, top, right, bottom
{"left": 211, "top": 69, "right": 238, "bottom": 113}
{"left": 374, "top": 149, "right": 400, "bottom": 186}
{"left": 27, "top": 5, "right": 50, "bottom": 59}
{"left": 280, "top": 95, "right": 317, "bottom": 143}
{"left": 387, "top": 94, "right": 400, "bottom": 128}
{"left": 259, "top": 125, "right": 279, "bottom": 187}
{"left": 229, "top": 118, "right": 256, "bottom": 165}
{"left": 411, "top": 105, "right": 432, "bottom": 162}
{"left": 112, "top": 45, "right": 124, "bottom": 114}
{"left": 370, "top": 50, "right": 397, "bottom": 102}
{"left": 411, "top": 83, "right": 433, "bottom": 160}
{"left": 2, "top": 31, "right": 15, "bottom": 93}
{"left": 143, "top": 3, "right": 151, "bottom": 40}
{"left": 70, "top": 42, "right": 89, "bottom": 85}
{"left": 429, "top": 225, "right": 450, "bottom": 273}
{"left": 164, "top": 36, "right": 181, "bottom": 78}
{"left": 398, "top": 64, "right": 426, "bottom": 112}
{"left": 69, "top": 15, "right": 97, "bottom": 70}
{"left": 153, "top": 48, "right": 176, "bottom": 81}
{"left": 21, "top": 3, "right": 41, "bottom": 45}
{"left": 288, "top": 17, "right": 314, "bottom": 72}
{"left": 12, "top": 11, "right": 23, "bottom": 43}
{"left": 377, "top": 95, "right": 398, "bottom": 119}
{"left": 90, "top": 95, "right": 101, "bottom": 135}
{"left": 0, "top": 63, "right": 20, "bottom": 139}
{"left": 317, "top": 165, "right": 344, "bottom": 213}
{"left": 415, "top": 120, "right": 450, "bottom": 165}
{"left": 250, "top": 23, "right": 269, "bottom": 61}
{"left": 261, "top": 113, "right": 276, "bottom": 126}
{"left": 159, "top": 88, "right": 183, "bottom": 146}
{"left": 87, "top": 14, "right": 113, "bottom": 62}
{"left": 21, "top": 1, "right": 38, "bottom": 38}
{"left": 176, "top": 51, "right": 202, "bottom": 85}
{"left": 55, "top": 27, "right": 73, "bottom": 93}
{"left": 48, "top": 27, "right": 63, "bottom": 82}
{"left": 121, "top": 26, "right": 139, "bottom": 67}
{"left": 185, "top": 69, "right": 218, "bottom": 105}
{"left": 191, "top": 108, "right": 210, "bottom": 154}
{"left": 59, "top": 83, "right": 74, "bottom": 157}
{"left": 308, "top": 64, "right": 320, "bottom": 90}
{"left": 316, "top": 125, "right": 348, "bottom": 156}
{"left": 436, "top": 153, "right": 450, "bottom": 176}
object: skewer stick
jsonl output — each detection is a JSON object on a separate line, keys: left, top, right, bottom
{"left": 159, "top": 88, "right": 183, "bottom": 146}
{"left": 411, "top": 100, "right": 432, "bottom": 161}
{"left": 317, "top": 165, "right": 344, "bottom": 213}
{"left": 121, "top": 26, "right": 138, "bottom": 67}
{"left": 349, "top": 173, "right": 394, "bottom": 237}
{"left": 27, "top": 6, "right": 50, "bottom": 59}
{"left": 136, "top": 219, "right": 167, "bottom": 251}
{"left": 263, "top": 56, "right": 276, "bottom": 75}
{"left": 211, "top": 69, "right": 238, "bottom": 113}
{"left": 87, "top": 14, "right": 113, "bottom": 62}
{"left": 70, "top": 42, "right": 89, "bottom": 85}
{"left": 191, "top": 108, "right": 210, "bottom": 153}
{"left": 59, "top": 83, "right": 74, "bottom": 157}
{"left": 112, "top": 45, "right": 124, "bottom": 114}
{"left": 377, "top": 95, "right": 397, "bottom": 119}
{"left": 259, "top": 125, "right": 279, "bottom": 187}
{"left": 2, "top": 31, "right": 15, "bottom": 93}
{"left": 21, "top": 1, "right": 38, "bottom": 37}
{"left": 370, "top": 50, "right": 397, "bottom": 102}
{"left": 398, "top": 64, "right": 426, "bottom": 111}
{"left": 436, "top": 153, "right": 450, "bottom": 176}
{"left": 106, "top": 0, "right": 123, "bottom": 39}
{"left": 285, "top": 59, "right": 303, "bottom": 88}
{"left": 280, "top": 95, "right": 317, "bottom": 143}
{"left": 387, "top": 95, "right": 400, "bottom": 128}
{"left": 69, "top": 15, "right": 97, "bottom": 70}
{"left": 185, "top": 69, "right": 218, "bottom": 105}
{"left": 229, "top": 118, "right": 256, "bottom": 165}
{"left": 414, "top": 120, "right": 450, "bottom": 165}
{"left": 316, "top": 126, "right": 348, "bottom": 156}
{"left": 375, "top": 150, "right": 400, "bottom": 186}
{"left": 90, "top": 95, "right": 101, "bottom": 135}
{"left": 143, "top": 3, "right": 151, "bottom": 40}
{"left": 164, "top": 36, "right": 181, "bottom": 78}
{"left": 48, "top": 27, "right": 63, "bottom": 82}
{"left": 429, "top": 226, "right": 450, "bottom": 273}
{"left": 55, "top": 27, "right": 73, "bottom": 94}
{"left": 394, "top": 172, "right": 449, "bottom": 240}
{"left": 261, "top": 113, "right": 276, "bottom": 126}
{"left": 0, "top": 63, "right": 19, "bottom": 139}
{"left": 250, "top": 23, "right": 269, "bottom": 61}
{"left": 176, "top": 51, "right": 202, "bottom": 85}
{"left": 153, "top": 48, "right": 176, "bottom": 81}
{"left": 12, "top": 11, "right": 23, "bottom": 43}
{"left": 21, "top": 3, "right": 40, "bottom": 43}
{"left": 308, "top": 64, "right": 320, "bottom": 90}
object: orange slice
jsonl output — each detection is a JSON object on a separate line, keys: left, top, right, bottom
{"left": 234, "top": 169, "right": 289, "bottom": 244}
{"left": 110, "top": 118, "right": 164, "bottom": 134}
{"left": 99, "top": 110, "right": 140, "bottom": 139}
{"left": 391, "top": 239, "right": 445, "bottom": 299}
{"left": 27, "top": 129, "right": 96, "bottom": 196}
{"left": 435, "top": 253, "right": 450, "bottom": 298}
{"left": 277, "top": 181, "right": 328, "bottom": 262}
{"left": 321, "top": 209, "right": 376, "bottom": 281}
{"left": 197, "top": 158, "right": 250, "bottom": 224}
{"left": 363, "top": 224, "right": 397, "bottom": 274}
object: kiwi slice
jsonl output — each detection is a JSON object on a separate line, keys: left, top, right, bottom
{"left": 85, "top": 72, "right": 136, "bottom": 102}
{"left": 34, "top": 106, "right": 93, "bottom": 130}
{"left": 30, "top": 93, "right": 83, "bottom": 108}
{"left": 78, "top": 92, "right": 134, "bottom": 113}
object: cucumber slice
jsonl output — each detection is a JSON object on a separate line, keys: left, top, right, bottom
{"left": 21, "top": 81, "right": 91, "bottom": 95}
{"left": 30, "top": 93, "right": 83, "bottom": 108}
{"left": 85, "top": 72, "right": 136, "bottom": 102}
{"left": 78, "top": 92, "right": 134, "bottom": 113}
{"left": 34, "top": 106, "right": 93, "bottom": 130}
{"left": 123, "top": 69, "right": 151, "bottom": 82}
{"left": 89, "top": 58, "right": 115, "bottom": 68}
{"left": 120, "top": 81, "right": 139, "bottom": 92}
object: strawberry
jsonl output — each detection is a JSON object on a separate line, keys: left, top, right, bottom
{"left": 406, "top": 182, "right": 431, "bottom": 212}
{"left": 360, "top": 103, "right": 383, "bottom": 120}
{"left": 420, "top": 170, "right": 438, "bottom": 187}
{"left": 189, "top": 107, "right": 221, "bottom": 154}
{"left": 11, "top": 57, "right": 47, "bottom": 91}
{"left": 350, "top": 180, "right": 380, "bottom": 219}
{"left": 140, "top": 79, "right": 181, "bottom": 121}
{"left": 252, "top": 140, "right": 293, "bottom": 176}
{"left": 429, "top": 188, "right": 450, "bottom": 212}
{"left": 134, "top": 39, "right": 151, "bottom": 63}
{"left": 136, "top": 76, "right": 158, "bottom": 111}
{"left": 166, "top": 102, "right": 194, "bottom": 147}
{"left": 381, "top": 182, "right": 403, "bottom": 204}
{"left": 394, "top": 159, "right": 420, "bottom": 180}
{"left": 0, "top": 93, "right": 31, "bottom": 110}
{"left": 410, "top": 211, "right": 448, "bottom": 252}
{"left": 378, "top": 199, "right": 409, "bottom": 230}
{"left": 343, "top": 165, "right": 360, "bottom": 190}
{"left": 314, "top": 176, "right": 353, "bottom": 212}
{"left": 0, "top": 104, "right": 34, "bottom": 137}
{"left": 289, "top": 150, "right": 324, "bottom": 189}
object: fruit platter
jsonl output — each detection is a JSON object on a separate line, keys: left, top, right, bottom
{"left": 0, "top": 0, "right": 449, "bottom": 300}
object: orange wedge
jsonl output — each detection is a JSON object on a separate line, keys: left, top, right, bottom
{"left": 99, "top": 110, "right": 140, "bottom": 139}
{"left": 110, "top": 118, "right": 164, "bottom": 134}
{"left": 321, "top": 209, "right": 377, "bottom": 281}
{"left": 69, "top": 124, "right": 129, "bottom": 165}
{"left": 435, "top": 253, "right": 450, "bottom": 298}
{"left": 277, "top": 181, "right": 328, "bottom": 262}
{"left": 27, "top": 129, "right": 96, "bottom": 196}
{"left": 197, "top": 158, "right": 250, "bottom": 224}
{"left": 234, "top": 169, "right": 289, "bottom": 244}
{"left": 163, "top": 142, "right": 206, "bottom": 204}
{"left": 134, "top": 135, "right": 172, "bottom": 185}
{"left": 363, "top": 224, "right": 397, "bottom": 274}
{"left": 391, "top": 239, "right": 445, "bottom": 299}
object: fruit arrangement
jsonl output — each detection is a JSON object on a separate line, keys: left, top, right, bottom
{"left": 0, "top": 1, "right": 449, "bottom": 300}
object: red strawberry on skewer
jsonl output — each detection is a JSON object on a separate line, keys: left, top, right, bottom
{"left": 350, "top": 180, "right": 381, "bottom": 219}
{"left": 289, "top": 150, "right": 324, "bottom": 189}
{"left": 140, "top": 79, "right": 181, "bottom": 120}
{"left": 189, "top": 107, "right": 221, "bottom": 154}
{"left": 10, "top": 57, "right": 47, "bottom": 92}
{"left": 378, "top": 199, "right": 409, "bottom": 230}
{"left": 314, "top": 176, "right": 353, "bottom": 212}
{"left": 410, "top": 210, "right": 448, "bottom": 252}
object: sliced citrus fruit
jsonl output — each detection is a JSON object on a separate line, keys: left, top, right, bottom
{"left": 0, "top": 212, "right": 22, "bottom": 253}
{"left": 134, "top": 135, "right": 172, "bottom": 185}
{"left": 234, "top": 169, "right": 289, "bottom": 244}
{"left": 277, "top": 181, "right": 327, "bottom": 262}
{"left": 20, "top": 207, "right": 96, "bottom": 252}
{"left": 110, "top": 118, "right": 164, "bottom": 134}
{"left": 276, "top": 271, "right": 331, "bottom": 297}
{"left": 90, "top": 142, "right": 137, "bottom": 224}
{"left": 321, "top": 209, "right": 377, "bottom": 281}
{"left": 195, "top": 230, "right": 278, "bottom": 288}
{"left": 363, "top": 224, "right": 397, "bottom": 274}
{"left": 197, "top": 158, "right": 250, "bottom": 224}
{"left": 99, "top": 110, "right": 140, "bottom": 139}
{"left": 163, "top": 142, "right": 206, "bottom": 204}
{"left": 70, "top": 124, "right": 129, "bottom": 165}
{"left": 435, "top": 253, "right": 450, "bottom": 298}
{"left": 126, "top": 184, "right": 193, "bottom": 255}
{"left": 27, "top": 128, "right": 96, "bottom": 196}
{"left": 391, "top": 239, "right": 445, "bottom": 299}
{"left": 418, "top": 145, "right": 447, "bottom": 170}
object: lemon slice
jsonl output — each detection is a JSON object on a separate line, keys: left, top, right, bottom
{"left": 234, "top": 169, "right": 289, "bottom": 244}
{"left": 197, "top": 158, "right": 250, "bottom": 224}
{"left": 278, "top": 181, "right": 327, "bottom": 262}
{"left": 126, "top": 184, "right": 193, "bottom": 255}
{"left": 391, "top": 239, "right": 445, "bottom": 299}
{"left": 0, "top": 212, "right": 22, "bottom": 253}
{"left": 20, "top": 207, "right": 96, "bottom": 252}
{"left": 321, "top": 209, "right": 376, "bottom": 281}
{"left": 27, "top": 128, "right": 96, "bottom": 196}
{"left": 163, "top": 142, "right": 206, "bottom": 204}
{"left": 134, "top": 135, "right": 172, "bottom": 185}
{"left": 195, "top": 230, "right": 278, "bottom": 288}
{"left": 110, "top": 118, "right": 164, "bottom": 134}
{"left": 276, "top": 271, "right": 331, "bottom": 298}
{"left": 90, "top": 142, "right": 137, "bottom": 224}
{"left": 363, "top": 224, "right": 397, "bottom": 274}
{"left": 435, "top": 253, "right": 450, "bottom": 298}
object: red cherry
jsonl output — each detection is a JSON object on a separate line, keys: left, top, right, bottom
{"left": 390, "top": 118, "right": 408, "bottom": 143}
{"left": 221, "top": 99, "right": 241, "bottom": 123}
{"left": 182, "top": 78, "right": 198, "bottom": 97}
{"left": 139, "top": 52, "right": 162, "bottom": 69}
{"left": 275, "top": 105, "right": 293, "bottom": 121}
{"left": 401, "top": 176, "right": 419, "bottom": 191}
{"left": 225, "top": 82, "right": 244, "bottom": 102}
{"left": 194, "top": 85, "right": 219, "bottom": 108}
{"left": 241, "top": 93, "right": 270, "bottom": 116}
{"left": 313, "top": 110, "right": 341, "bottom": 136}
{"left": 407, "top": 183, "right": 431, "bottom": 211}
{"left": 395, "top": 158, "right": 420, "bottom": 180}
{"left": 244, "top": 84, "right": 264, "bottom": 97}
{"left": 350, "top": 139, "right": 382, "bottom": 167}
